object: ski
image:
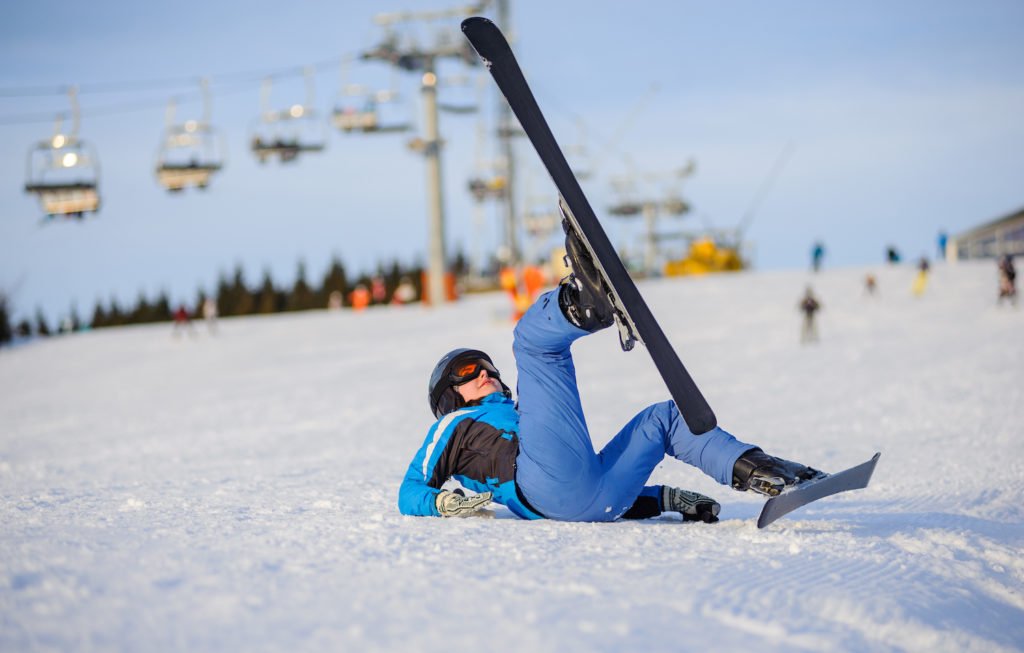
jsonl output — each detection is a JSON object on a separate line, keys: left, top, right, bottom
{"left": 757, "top": 452, "right": 881, "bottom": 528}
{"left": 462, "top": 17, "right": 717, "bottom": 435}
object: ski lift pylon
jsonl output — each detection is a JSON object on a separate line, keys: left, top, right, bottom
{"left": 23, "top": 88, "right": 101, "bottom": 220}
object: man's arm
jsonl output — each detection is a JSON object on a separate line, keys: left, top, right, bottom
{"left": 398, "top": 458, "right": 443, "bottom": 516}
{"left": 397, "top": 412, "right": 491, "bottom": 517}
{"left": 398, "top": 420, "right": 448, "bottom": 516}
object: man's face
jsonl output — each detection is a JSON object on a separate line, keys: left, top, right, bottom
{"left": 455, "top": 368, "right": 503, "bottom": 403}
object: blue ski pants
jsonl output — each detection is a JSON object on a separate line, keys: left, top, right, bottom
{"left": 513, "top": 289, "right": 754, "bottom": 522}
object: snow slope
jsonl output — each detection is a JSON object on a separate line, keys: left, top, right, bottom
{"left": 2, "top": 261, "right": 1022, "bottom": 652}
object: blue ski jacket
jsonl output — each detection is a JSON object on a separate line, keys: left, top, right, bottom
{"left": 398, "top": 393, "right": 543, "bottom": 519}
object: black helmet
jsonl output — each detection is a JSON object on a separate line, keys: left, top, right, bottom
{"left": 428, "top": 348, "right": 510, "bottom": 419}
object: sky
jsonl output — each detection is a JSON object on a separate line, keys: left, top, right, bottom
{"left": 1, "top": 0, "right": 1023, "bottom": 324}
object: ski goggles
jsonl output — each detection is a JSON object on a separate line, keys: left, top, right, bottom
{"left": 448, "top": 357, "right": 501, "bottom": 386}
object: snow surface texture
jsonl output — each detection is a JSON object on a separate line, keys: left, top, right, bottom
{"left": 1, "top": 262, "right": 1022, "bottom": 652}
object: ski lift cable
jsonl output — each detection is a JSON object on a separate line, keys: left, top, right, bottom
{"left": 0, "top": 62, "right": 344, "bottom": 128}
{"left": 0, "top": 56, "right": 352, "bottom": 126}
{"left": 0, "top": 82, "right": 259, "bottom": 127}
{"left": 735, "top": 141, "right": 796, "bottom": 236}
{"left": 527, "top": 79, "right": 658, "bottom": 180}
{"left": 0, "top": 55, "right": 348, "bottom": 100}
{"left": 0, "top": 75, "right": 212, "bottom": 98}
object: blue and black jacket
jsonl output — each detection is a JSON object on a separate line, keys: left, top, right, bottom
{"left": 398, "top": 393, "right": 544, "bottom": 519}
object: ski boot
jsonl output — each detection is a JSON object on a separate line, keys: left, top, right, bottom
{"left": 662, "top": 486, "right": 721, "bottom": 523}
{"left": 732, "top": 448, "right": 825, "bottom": 497}
{"left": 558, "top": 219, "right": 615, "bottom": 332}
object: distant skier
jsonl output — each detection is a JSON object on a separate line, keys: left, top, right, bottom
{"left": 798, "top": 286, "right": 822, "bottom": 344}
{"left": 998, "top": 255, "right": 1017, "bottom": 306}
{"left": 371, "top": 276, "right": 387, "bottom": 304}
{"left": 350, "top": 284, "right": 371, "bottom": 312}
{"left": 172, "top": 304, "right": 195, "bottom": 338}
{"left": 811, "top": 241, "right": 825, "bottom": 273}
{"left": 912, "top": 257, "right": 930, "bottom": 297}
{"left": 886, "top": 246, "right": 901, "bottom": 264}
{"left": 863, "top": 273, "right": 878, "bottom": 297}
{"left": 392, "top": 277, "right": 417, "bottom": 305}
{"left": 398, "top": 225, "right": 823, "bottom": 522}
{"left": 202, "top": 297, "right": 218, "bottom": 335}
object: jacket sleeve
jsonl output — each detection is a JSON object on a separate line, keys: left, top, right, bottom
{"left": 397, "top": 414, "right": 463, "bottom": 516}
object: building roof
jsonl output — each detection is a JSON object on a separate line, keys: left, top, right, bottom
{"left": 956, "top": 206, "right": 1024, "bottom": 239}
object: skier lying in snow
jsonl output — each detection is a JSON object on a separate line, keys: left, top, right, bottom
{"left": 398, "top": 226, "right": 823, "bottom": 522}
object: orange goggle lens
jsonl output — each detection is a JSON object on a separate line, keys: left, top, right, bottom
{"left": 450, "top": 358, "right": 500, "bottom": 384}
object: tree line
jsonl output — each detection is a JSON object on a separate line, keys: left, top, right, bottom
{"left": 0, "top": 253, "right": 452, "bottom": 346}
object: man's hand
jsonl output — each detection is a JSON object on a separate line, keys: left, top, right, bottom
{"left": 435, "top": 489, "right": 493, "bottom": 517}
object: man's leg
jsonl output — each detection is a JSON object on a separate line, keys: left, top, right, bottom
{"left": 513, "top": 289, "right": 606, "bottom": 520}
{"left": 567, "top": 401, "right": 755, "bottom": 522}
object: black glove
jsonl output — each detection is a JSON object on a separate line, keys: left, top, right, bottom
{"left": 662, "top": 486, "right": 721, "bottom": 523}
{"left": 732, "top": 448, "right": 825, "bottom": 497}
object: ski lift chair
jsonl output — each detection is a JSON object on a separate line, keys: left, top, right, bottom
{"left": 438, "top": 72, "right": 481, "bottom": 115}
{"left": 155, "top": 86, "right": 226, "bottom": 192}
{"left": 332, "top": 104, "right": 379, "bottom": 133}
{"left": 662, "top": 196, "right": 690, "bottom": 216}
{"left": 250, "top": 74, "right": 327, "bottom": 164}
{"left": 24, "top": 134, "right": 101, "bottom": 219}
{"left": 609, "top": 202, "right": 643, "bottom": 217}
{"left": 156, "top": 160, "right": 223, "bottom": 192}
{"left": 24, "top": 89, "right": 101, "bottom": 219}
{"left": 467, "top": 175, "right": 505, "bottom": 202}
{"left": 334, "top": 88, "right": 411, "bottom": 134}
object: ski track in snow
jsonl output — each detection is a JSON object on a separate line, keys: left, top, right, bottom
{"left": 1, "top": 261, "right": 1022, "bottom": 652}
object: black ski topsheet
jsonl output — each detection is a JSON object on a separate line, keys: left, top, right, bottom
{"left": 757, "top": 452, "right": 881, "bottom": 528}
{"left": 462, "top": 17, "right": 717, "bottom": 435}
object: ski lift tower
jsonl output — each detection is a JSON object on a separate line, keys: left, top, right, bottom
{"left": 363, "top": 2, "right": 486, "bottom": 306}
{"left": 608, "top": 160, "right": 696, "bottom": 276}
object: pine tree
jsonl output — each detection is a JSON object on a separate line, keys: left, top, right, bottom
{"left": 35, "top": 308, "right": 51, "bottom": 337}
{"left": 233, "top": 265, "right": 255, "bottom": 315}
{"left": 131, "top": 292, "right": 154, "bottom": 324}
{"left": 319, "top": 255, "right": 349, "bottom": 308}
{"left": 215, "top": 270, "right": 232, "bottom": 317}
{"left": 221, "top": 265, "right": 254, "bottom": 316}
{"left": 68, "top": 303, "right": 81, "bottom": 332}
{"left": 0, "top": 293, "right": 12, "bottom": 346}
{"left": 287, "top": 260, "right": 316, "bottom": 311}
{"left": 451, "top": 247, "right": 469, "bottom": 277}
{"left": 255, "top": 269, "right": 278, "bottom": 314}
{"left": 153, "top": 292, "right": 172, "bottom": 322}
{"left": 91, "top": 300, "right": 108, "bottom": 329}
{"left": 108, "top": 297, "right": 124, "bottom": 327}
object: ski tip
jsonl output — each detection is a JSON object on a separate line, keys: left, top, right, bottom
{"left": 685, "top": 411, "right": 718, "bottom": 436}
{"left": 461, "top": 16, "right": 494, "bottom": 34}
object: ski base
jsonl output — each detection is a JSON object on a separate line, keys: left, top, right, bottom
{"left": 757, "top": 452, "right": 881, "bottom": 528}
{"left": 462, "top": 15, "right": 717, "bottom": 434}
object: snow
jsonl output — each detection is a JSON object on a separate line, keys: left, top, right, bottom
{"left": 1, "top": 261, "right": 1022, "bottom": 652}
